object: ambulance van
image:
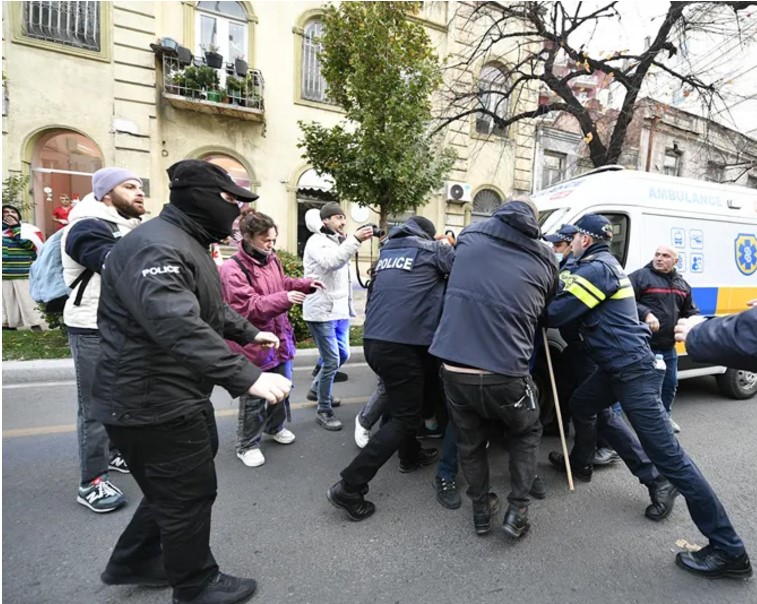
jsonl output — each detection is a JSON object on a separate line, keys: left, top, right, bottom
{"left": 532, "top": 166, "right": 757, "bottom": 424}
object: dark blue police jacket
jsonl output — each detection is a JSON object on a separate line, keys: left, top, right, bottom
{"left": 363, "top": 222, "right": 455, "bottom": 346}
{"left": 429, "top": 202, "right": 557, "bottom": 377}
{"left": 686, "top": 307, "right": 757, "bottom": 372}
{"left": 547, "top": 241, "right": 653, "bottom": 373}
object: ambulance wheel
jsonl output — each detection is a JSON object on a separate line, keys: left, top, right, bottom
{"left": 716, "top": 369, "right": 757, "bottom": 400}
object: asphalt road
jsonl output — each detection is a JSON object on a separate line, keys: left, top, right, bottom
{"left": 2, "top": 364, "right": 756, "bottom": 604}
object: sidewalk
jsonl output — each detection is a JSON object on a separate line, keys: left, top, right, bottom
{"left": 2, "top": 345, "right": 366, "bottom": 386}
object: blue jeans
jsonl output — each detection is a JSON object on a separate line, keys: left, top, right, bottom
{"left": 307, "top": 319, "right": 350, "bottom": 412}
{"left": 236, "top": 361, "right": 292, "bottom": 453}
{"left": 69, "top": 332, "right": 112, "bottom": 485}
{"left": 571, "top": 359, "right": 745, "bottom": 556}
{"left": 436, "top": 421, "right": 459, "bottom": 481}
{"left": 653, "top": 347, "right": 678, "bottom": 414}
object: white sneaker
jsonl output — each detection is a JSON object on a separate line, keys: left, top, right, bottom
{"left": 669, "top": 418, "right": 681, "bottom": 433}
{"left": 271, "top": 428, "right": 295, "bottom": 445}
{"left": 354, "top": 414, "right": 371, "bottom": 449}
{"left": 237, "top": 448, "right": 265, "bottom": 467}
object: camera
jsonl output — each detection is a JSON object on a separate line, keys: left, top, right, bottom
{"left": 362, "top": 223, "right": 385, "bottom": 238}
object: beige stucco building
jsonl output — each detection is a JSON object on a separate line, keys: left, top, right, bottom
{"left": 2, "top": 1, "right": 535, "bottom": 252}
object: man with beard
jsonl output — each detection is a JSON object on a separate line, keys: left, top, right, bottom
{"left": 62, "top": 169, "right": 146, "bottom": 514}
{"left": 91, "top": 160, "right": 292, "bottom": 604}
{"left": 302, "top": 202, "right": 374, "bottom": 431}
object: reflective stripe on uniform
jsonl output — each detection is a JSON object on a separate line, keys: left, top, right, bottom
{"left": 563, "top": 275, "right": 605, "bottom": 309}
{"left": 610, "top": 286, "right": 635, "bottom": 300}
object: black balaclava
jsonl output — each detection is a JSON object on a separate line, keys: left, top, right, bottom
{"left": 407, "top": 215, "right": 436, "bottom": 240}
{"left": 170, "top": 187, "right": 240, "bottom": 243}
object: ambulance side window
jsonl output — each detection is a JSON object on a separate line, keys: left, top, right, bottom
{"left": 603, "top": 213, "right": 630, "bottom": 267}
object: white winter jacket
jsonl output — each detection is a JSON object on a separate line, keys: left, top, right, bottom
{"left": 301, "top": 211, "right": 362, "bottom": 322}
{"left": 61, "top": 194, "right": 142, "bottom": 330}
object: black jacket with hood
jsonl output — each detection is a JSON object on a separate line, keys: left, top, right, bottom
{"left": 363, "top": 219, "right": 455, "bottom": 346}
{"left": 429, "top": 202, "right": 558, "bottom": 376}
{"left": 91, "top": 203, "right": 262, "bottom": 426}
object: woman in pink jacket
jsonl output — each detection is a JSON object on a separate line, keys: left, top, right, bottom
{"left": 220, "top": 211, "right": 322, "bottom": 467}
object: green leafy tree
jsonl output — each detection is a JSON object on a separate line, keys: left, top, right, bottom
{"left": 2, "top": 174, "right": 33, "bottom": 217}
{"left": 298, "top": 2, "right": 454, "bottom": 230}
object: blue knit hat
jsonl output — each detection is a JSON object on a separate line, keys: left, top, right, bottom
{"left": 92, "top": 168, "right": 142, "bottom": 201}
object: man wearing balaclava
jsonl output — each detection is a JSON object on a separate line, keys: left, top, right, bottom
{"left": 302, "top": 202, "right": 374, "bottom": 431}
{"left": 90, "top": 159, "right": 292, "bottom": 604}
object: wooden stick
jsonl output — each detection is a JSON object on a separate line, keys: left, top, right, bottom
{"left": 542, "top": 328, "right": 574, "bottom": 491}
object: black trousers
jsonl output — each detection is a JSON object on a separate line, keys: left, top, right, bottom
{"left": 341, "top": 339, "right": 438, "bottom": 487}
{"left": 442, "top": 367, "right": 542, "bottom": 507}
{"left": 104, "top": 400, "right": 219, "bottom": 600}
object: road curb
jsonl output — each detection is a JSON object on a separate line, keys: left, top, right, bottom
{"left": 2, "top": 345, "right": 366, "bottom": 386}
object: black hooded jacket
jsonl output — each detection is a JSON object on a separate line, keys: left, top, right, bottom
{"left": 91, "top": 203, "right": 262, "bottom": 426}
{"left": 430, "top": 202, "right": 558, "bottom": 376}
{"left": 363, "top": 220, "right": 455, "bottom": 346}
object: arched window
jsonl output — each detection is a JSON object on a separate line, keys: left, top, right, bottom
{"left": 471, "top": 188, "right": 502, "bottom": 222}
{"left": 31, "top": 130, "right": 103, "bottom": 236}
{"left": 476, "top": 63, "right": 509, "bottom": 137}
{"left": 196, "top": 1, "right": 248, "bottom": 62}
{"left": 301, "top": 18, "right": 330, "bottom": 103}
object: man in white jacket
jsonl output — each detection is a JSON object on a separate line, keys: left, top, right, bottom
{"left": 302, "top": 202, "right": 373, "bottom": 431}
{"left": 62, "top": 168, "right": 145, "bottom": 513}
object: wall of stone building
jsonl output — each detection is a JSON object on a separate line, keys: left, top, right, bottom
{"left": 2, "top": 1, "right": 157, "bottom": 231}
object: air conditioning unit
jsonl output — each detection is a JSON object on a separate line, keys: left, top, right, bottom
{"left": 444, "top": 181, "right": 472, "bottom": 203}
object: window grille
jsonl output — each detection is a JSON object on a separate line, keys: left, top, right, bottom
{"left": 23, "top": 1, "right": 100, "bottom": 52}
{"left": 472, "top": 189, "right": 502, "bottom": 221}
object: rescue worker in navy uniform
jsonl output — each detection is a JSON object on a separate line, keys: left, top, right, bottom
{"left": 327, "top": 216, "right": 455, "bottom": 521}
{"left": 91, "top": 160, "right": 293, "bottom": 604}
{"left": 548, "top": 214, "right": 751, "bottom": 579}
{"left": 430, "top": 198, "right": 556, "bottom": 540}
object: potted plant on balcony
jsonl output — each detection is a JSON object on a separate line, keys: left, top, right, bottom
{"left": 203, "top": 44, "right": 223, "bottom": 69}
{"left": 180, "top": 66, "right": 203, "bottom": 98}
{"left": 226, "top": 76, "right": 245, "bottom": 105}
{"left": 234, "top": 56, "right": 248, "bottom": 77}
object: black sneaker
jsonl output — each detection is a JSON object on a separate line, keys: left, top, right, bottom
{"left": 675, "top": 545, "right": 752, "bottom": 579}
{"left": 399, "top": 448, "right": 439, "bottom": 473}
{"left": 473, "top": 493, "right": 501, "bottom": 535}
{"left": 307, "top": 390, "right": 341, "bottom": 407}
{"left": 101, "top": 558, "right": 169, "bottom": 588}
{"left": 416, "top": 424, "right": 444, "bottom": 439}
{"left": 173, "top": 572, "right": 257, "bottom": 604}
{"left": 548, "top": 451, "right": 592, "bottom": 482}
{"left": 316, "top": 410, "right": 343, "bottom": 431}
{"left": 108, "top": 453, "right": 131, "bottom": 474}
{"left": 645, "top": 476, "right": 679, "bottom": 521}
{"left": 502, "top": 504, "right": 531, "bottom": 540}
{"left": 529, "top": 475, "right": 546, "bottom": 500}
{"left": 433, "top": 475, "right": 461, "bottom": 509}
{"left": 327, "top": 480, "right": 376, "bottom": 521}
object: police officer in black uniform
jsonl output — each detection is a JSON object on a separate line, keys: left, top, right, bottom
{"left": 327, "top": 216, "right": 455, "bottom": 521}
{"left": 547, "top": 214, "right": 751, "bottom": 579}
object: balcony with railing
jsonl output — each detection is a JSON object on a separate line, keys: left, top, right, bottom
{"left": 160, "top": 54, "right": 264, "bottom": 121}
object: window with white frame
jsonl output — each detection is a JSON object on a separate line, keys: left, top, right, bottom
{"left": 663, "top": 149, "right": 681, "bottom": 176}
{"left": 476, "top": 64, "right": 509, "bottom": 137}
{"left": 23, "top": 1, "right": 101, "bottom": 51}
{"left": 542, "top": 151, "right": 567, "bottom": 189}
{"left": 196, "top": 1, "right": 248, "bottom": 63}
{"left": 301, "top": 18, "right": 332, "bottom": 103}
{"left": 471, "top": 188, "right": 502, "bottom": 222}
